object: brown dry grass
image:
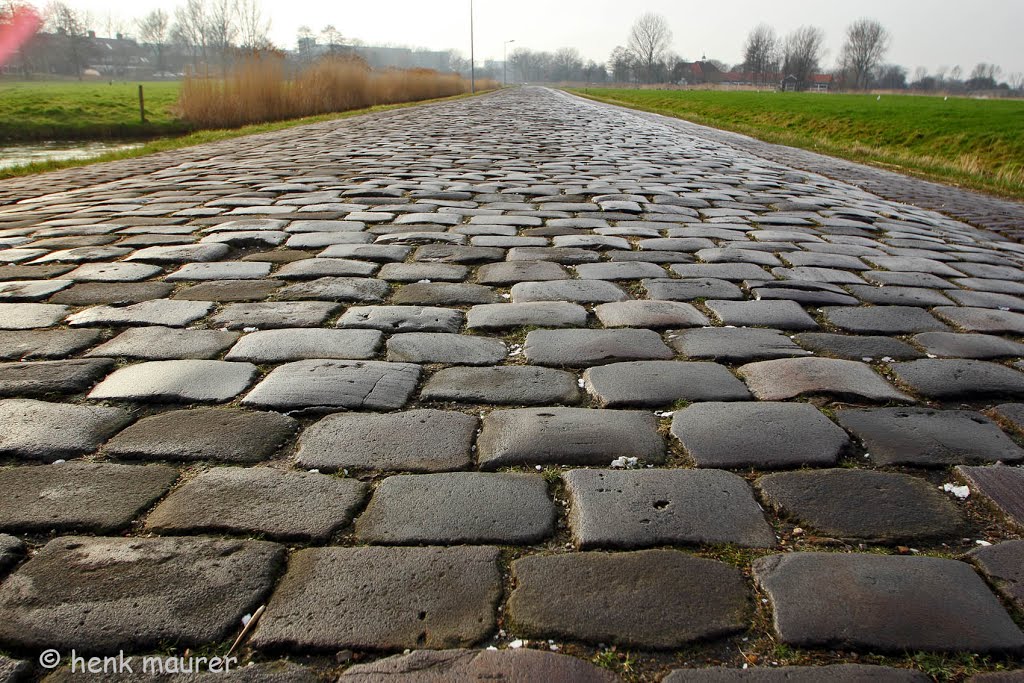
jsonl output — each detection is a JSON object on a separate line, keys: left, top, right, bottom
{"left": 178, "top": 55, "right": 498, "bottom": 128}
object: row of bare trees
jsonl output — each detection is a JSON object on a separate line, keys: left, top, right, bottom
{"left": 0, "top": 0, "right": 272, "bottom": 77}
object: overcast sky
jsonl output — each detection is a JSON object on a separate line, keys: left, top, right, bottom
{"left": 75, "top": 0, "right": 1024, "bottom": 77}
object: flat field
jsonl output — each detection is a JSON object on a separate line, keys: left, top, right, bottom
{"left": 573, "top": 88, "right": 1024, "bottom": 200}
{"left": 0, "top": 80, "right": 190, "bottom": 141}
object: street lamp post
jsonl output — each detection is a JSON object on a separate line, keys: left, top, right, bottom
{"left": 469, "top": 0, "right": 475, "bottom": 93}
{"left": 504, "top": 39, "right": 515, "bottom": 85}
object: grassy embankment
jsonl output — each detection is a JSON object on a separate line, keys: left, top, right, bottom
{"left": 0, "top": 60, "right": 497, "bottom": 178}
{"left": 572, "top": 88, "right": 1024, "bottom": 200}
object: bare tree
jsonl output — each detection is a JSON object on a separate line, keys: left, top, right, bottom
{"left": 742, "top": 23, "right": 778, "bottom": 86}
{"left": 608, "top": 45, "right": 635, "bottom": 83}
{"left": 1009, "top": 72, "right": 1024, "bottom": 92}
{"left": 45, "top": 0, "right": 92, "bottom": 78}
{"left": 101, "top": 10, "right": 125, "bottom": 38}
{"left": 205, "top": 0, "right": 238, "bottom": 72}
{"left": 172, "top": 0, "right": 210, "bottom": 65}
{"left": 782, "top": 25, "right": 825, "bottom": 90}
{"left": 236, "top": 0, "right": 270, "bottom": 51}
{"left": 136, "top": 9, "right": 169, "bottom": 72}
{"left": 627, "top": 12, "right": 672, "bottom": 84}
{"left": 1, "top": 1, "right": 41, "bottom": 77}
{"left": 321, "top": 24, "right": 342, "bottom": 54}
{"left": 838, "top": 18, "right": 890, "bottom": 90}
{"left": 552, "top": 46, "right": 583, "bottom": 82}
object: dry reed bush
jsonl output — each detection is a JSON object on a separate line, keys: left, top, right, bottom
{"left": 179, "top": 55, "right": 495, "bottom": 129}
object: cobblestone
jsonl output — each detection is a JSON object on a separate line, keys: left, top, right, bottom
{"left": 1, "top": 84, "right": 1023, "bottom": 675}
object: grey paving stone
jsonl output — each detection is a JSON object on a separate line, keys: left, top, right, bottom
{"left": 340, "top": 649, "right": 619, "bottom": 683}
{"left": 944, "top": 289, "right": 1024, "bottom": 311}
{"left": 672, "top": 263, "right": 770, "bottom": 281}
{"left": 0, "top": 303, "right": 69, "bottom": 329}
{"left": 476, "top": 260, "right": 569, "bottom": 284}
{"left": 821, "top": 306, "right": 947, "bottom": 334}
{"left": 466, "top": 302, "right": 588, "bottom": 330}
{"left": 251, "top": 546, "right": 501, "bottom": 651}
{"left": 0, "top": 358, "right": 113, "bottom": 398}
{"left": 391, "top": 282, "right": 497, "bottom": 306}
{"left": 663, "top": 664, "right": 930, "bottom": 682}
{"left": 525, "top": 328, "right": 673, "bottom": 366}
{"left": 416, "top": 244, "right": 505, "bottom": 263}
{"left": 173, "top": 279, "right": 282, "bottom": 303}
{"left": 224, "top": 328, "right": 382, "bottom": 362}
{"left": 913, "top": 332, "right": 1024, "bottom": 359}
{"left": 865, "top": 256, "right": 965, "bottom": 277}
{"left": 64, "top": 262, "right": 164, "bottom": 282}
{"left": 0, "top": 462, "right": 177, "bottom": 533}
{"left": 956, "top": 465, "right": 1024, "bottom": 530}
{"left": 278, "top": 277, "right": 389, "bottom": 303}
{"left": 145, "top": 467, "right": 367, "bottom": 542}
{"left": 386, "top": 332, "right": 506, "bottom": 365}
{"left": 0, "top": 327, "right": 100, "bottom": 360}
{"left": 584, "top": 361, "right": 750, "bottom": 407}
{"left": 595, "top": 300, "right": 709, "bottom": 328}
{"left": 846, "top": 285, "right": 953, "bottom": 307}
{"left": 970, "top": 540, "right": 1024, "bottom": 611}
{"left": 200, "top": 230, "right": 289, "bottom": 248}
{"left": 0, "top": 535, "right": 22, "bottom": 576}
{"left": 644, "top": 277, "right": 744, "bottom": 301}
{"left": 89, "top": 360, "right": 257, "bottom": 403}
{"left": 337, "top": 305, "right": 463, "bottom": 333}
{"left": 0, "top": 279, "right": 72, "bottom": 301}
{"left": 574, "top": 261, "right": 667, "bottom": 280}
{"left": 377, "top": 262, "right": 468, "bottom": 282}
{"left": 757, "top": 469, "right": 966, "bottom": 542}
{"left": 0, "top": 536, "right": 283, "bottom": 652}
{"left": 165, "top": 261, "right": 272, "bottom": 281}
{"left": 511, "top": 279, "right": 629, "bottom": 304}
{"left": 86, "top": 327, "right": 240, "bottom": 360}
{"left": 753, "top": 553, "right": 1024, "bottom": 653}
{"left": 706, "top": 300, "right": 819, "bottom": 330}
{"left": 933, "top": 307, "right": 1024, "bottom": 334}
{"left": 210, "top": 301, "right": 340, "bottom": 329}
{"left": 838, "top": 407, "right": 1023, "bottom": 466}
{"left": 243, "top": 360, "right": 420, "bottom": 411}
{"left": 0, "top": 399, "right": 130, "bottom": 461}
{"left": 126, "top": 243, "right": 231, "bottom": 263}
{"left": 355, "top": 472, "right": 555, "bottom": 544}
{"left": 297, "top": 409, "right": 475, "bottom": 473}
{"left": 891, "top": 359, "right": 1024, "bottom": 400}
{"left": 0, "top": 656, "right": 27, "bottom": 683}
{"left": 67, "top": 300, "right": 213, "bottom": 328}
{"left": 750, "top": 280, "right": 860, "bottom": 306}
{"left": 507, "top": 550, "right": 749, "bottom": 649}
{"left": 421, "top": 366, "right": 580, "bottom": 405}
{"left": 671, "top": 402, "right": 849, "bottom": 469}
{"left": 275, "top": 258, "right": 378, "bottom": 278}
{"left": 318, "top": 244, "right": 412, "bottom": 261}
{"left": 52, "top": 281, "right": 175, "bottom": 305}
{"left": 991, "top": 404, "right": 1024, "bottom": 439}
{"left": 741, "top": 357, "right": 912, "bottom": 402}
{"left": 670, "top": 328, "right": 811, "bottom": 362}
{"left": 104, "top": 407, "right": 298, "bottom": 463}
{"left": 792, "top": 332, "right": 923, "bottom": 361}
{"left": 564, "top": 468, "right": 774, "bottom": 549}
{"left": 864, "top": 270, "right": 952, "bottom": 288}
{"left": 478, "top": 407, "right": 665, "bottom": 469}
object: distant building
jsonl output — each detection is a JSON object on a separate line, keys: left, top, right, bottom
{"left": 296, "top": 43, "right": 452, "bottom": 72}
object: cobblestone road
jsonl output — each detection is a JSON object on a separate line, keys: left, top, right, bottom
{"left": 0, "top": 87, "right": 1023, "bottom": 681}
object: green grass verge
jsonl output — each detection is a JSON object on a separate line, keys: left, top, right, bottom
{"left": 570, "top": 88, "right": 1024, "bottom": 200}
{"left": 0, "top": 80, "right": 188, "bottom": 141}
{"left": 0, "top": 92, "right": 480, "bottom": 180}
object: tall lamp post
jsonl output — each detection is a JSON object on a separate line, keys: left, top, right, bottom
{"left": 469, "top": 0, "right": 475, "bottom": 93}
{"left": 504, "top": 39, "right": 515, "bottom": 85}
